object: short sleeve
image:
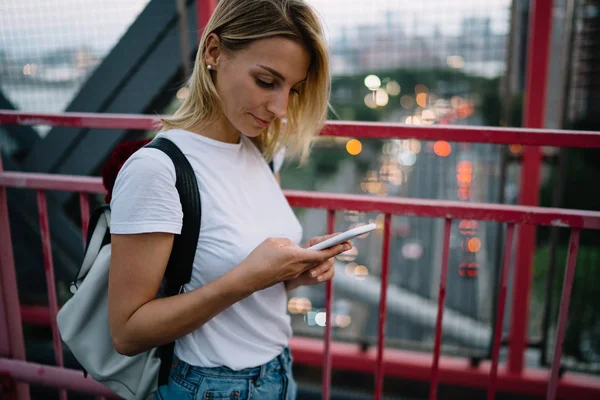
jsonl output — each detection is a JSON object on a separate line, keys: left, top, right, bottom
{"left": 110, "top": 148, "right": 183, "bottom": 234}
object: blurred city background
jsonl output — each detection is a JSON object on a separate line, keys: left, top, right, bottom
{"left": 1, "top": 0, "right": 599, "bottom": 399}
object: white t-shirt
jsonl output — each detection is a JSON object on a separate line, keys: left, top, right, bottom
{"left": 110, "top": 129, "right": 303, "bottom": 370}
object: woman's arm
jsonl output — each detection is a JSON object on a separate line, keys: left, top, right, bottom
{"left": 108, "top": 231, "right": 349, "bottom": 356}
{"left": 108, "top": 232, "right": 254, "bottom": 356}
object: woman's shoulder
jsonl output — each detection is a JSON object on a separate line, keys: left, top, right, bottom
{"left": 119, "top": 145, "right": 176, "bottom": 180}
{"left": 112, "top": 142, "right": 178, "bottom": 200}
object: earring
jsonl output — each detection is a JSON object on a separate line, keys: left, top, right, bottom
{"left": 207, "top": 65, "right": 213, "bottom": 70}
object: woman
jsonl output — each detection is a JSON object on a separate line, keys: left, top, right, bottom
{"left": 107, "top": 0, "right": 350, "bottom": 398}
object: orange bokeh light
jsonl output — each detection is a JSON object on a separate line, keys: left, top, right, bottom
{"left": 433, "top": 141, "right": 451, "bottom": 157}
{"left": 456, "top": 173, "right": 472, "bottom": 184}
{"left": 467, "top": 237, "right": 482, "bottom": 252}
{"left": 509, "top": 144, "right": 523, "bottom": 154}
{"left": 346, "top": 139, "right": 362, "bottom": 155}
{"left": 456, "top": 160, "right": 472, "bottom": 173}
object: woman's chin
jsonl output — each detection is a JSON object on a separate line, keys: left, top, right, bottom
{"left": 241, "top": 126, "right": 266, "bottom": 138}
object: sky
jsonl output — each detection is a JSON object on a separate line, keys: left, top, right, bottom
{"left": 0, "top": 0, "right": 510, "bottom": 56}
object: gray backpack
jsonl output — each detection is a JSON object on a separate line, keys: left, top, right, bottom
{"left": 57, "top": 137, "right": 201, "bottom": 399}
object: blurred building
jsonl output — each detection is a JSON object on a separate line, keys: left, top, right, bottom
{"left": 331, "top": 12, "right": 506, "bottom": 78}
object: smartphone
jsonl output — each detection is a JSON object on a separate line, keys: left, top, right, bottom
{"left": 307, "top": 223, "right": 377, "bottom": 251}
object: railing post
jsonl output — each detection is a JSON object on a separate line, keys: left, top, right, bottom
{"left": 488, "top": 224, "right": 516, "bottom": 400}
{"left": 79, "top": 193, "right": 90, "bottom": 248}
{"left": 429, "top": 218, "right": 452, "bottom": 400}
{"left": 36, "top": 191, "right": 67, "bottom": 400}
{"left": 374, "top": 214, "right": 392, "bottom": 400}
{"left": 547, "top": 229, "right": 580, "bottom": 400}
{"left": 509, "top": 0, "right": 553, "bottom": 375}
{"left": 322, "top": 210, "right": 336, "bottom": 400}
{"left": 197, "top": 0, "right": 217, "bottom": 42}
{"left": 0, "top": 150, "right": 30, "bottom": 399}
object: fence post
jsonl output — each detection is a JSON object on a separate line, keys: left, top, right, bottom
{"left": 509, "top": 0, "right": 553, "bottom": 374}
{"left": 0, "top": 150, "right": 31, "bottom": 399}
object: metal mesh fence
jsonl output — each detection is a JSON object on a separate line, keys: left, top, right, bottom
{"left": 0, "top": 0, "right": 151, "bottom": 116}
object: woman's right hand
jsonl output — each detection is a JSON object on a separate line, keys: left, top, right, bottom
{"left": 237, "top": 238, "right": 351, "bottom": 292}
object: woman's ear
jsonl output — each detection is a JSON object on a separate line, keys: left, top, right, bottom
{"left": 204, "top": 33, "right": 221, "bottom": 68}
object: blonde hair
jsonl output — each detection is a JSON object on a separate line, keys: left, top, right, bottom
{"left": 161, "top": 0, "right": 330, "bottom": 162}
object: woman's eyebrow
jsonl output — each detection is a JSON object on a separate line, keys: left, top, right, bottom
{"left": 257, "top": 65, "right": 286, "bottom": 81}
{"left": 257, "top": 64, "right": 307, "bottom": 86}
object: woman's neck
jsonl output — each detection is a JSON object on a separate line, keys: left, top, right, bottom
{"left": 190, "top": 116, "right": 241, "bottom": 144}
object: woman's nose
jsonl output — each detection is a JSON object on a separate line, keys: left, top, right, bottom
{"left": 267, "top": 92, "right": 289, "bottom": 119}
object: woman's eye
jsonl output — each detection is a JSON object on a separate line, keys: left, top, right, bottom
{"left": 256, "top": 79, "right": 275, "bottom": 89}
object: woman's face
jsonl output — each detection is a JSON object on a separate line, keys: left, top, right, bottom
{"left": 205, "top": 35, "right": 311, "bottom": 139}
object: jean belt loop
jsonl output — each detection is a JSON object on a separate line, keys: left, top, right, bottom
{"left": 256, "top": 362, "right": 267, "bottom": 386}
{"left": 178, "top": 358, "right": 190, "bottom": 378}
{"left": 278, "top": 349, "right": 290, "bottom": 373}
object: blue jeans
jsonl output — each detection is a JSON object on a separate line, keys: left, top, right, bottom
{"left": 154, "top": 347, "right": 297, "bottom": 400}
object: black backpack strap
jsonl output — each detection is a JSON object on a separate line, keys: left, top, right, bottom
{"left": 145, "top": 137, "right": 201, "bottom": 386}
{"left": 268, "top": 159, "right": 274, "bottom": 173}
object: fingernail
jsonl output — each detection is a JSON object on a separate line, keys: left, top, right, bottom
{"left": 317, "top": 275, "right": 324, "bottom": 282}
{"left": 310, "top": 270, "right": 317, "bottom": 278}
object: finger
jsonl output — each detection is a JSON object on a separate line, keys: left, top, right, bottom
{"left": 309, "top": 259, "right": 333, "bottom": 278}
{"left": 306, "top": 232, "right": 342, "bottom": 248}
{"left": 305, "top": 241, "right": 352, "bottom": 263}
{"left": 317, "top": 265, "right": 335, "bottom": 283}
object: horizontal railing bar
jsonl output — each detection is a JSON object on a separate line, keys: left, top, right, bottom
{"left": 1, "top": 110, "right": 600, "bottom": 148}
{"left": 284, "top": 191, "right": 600, "bottom": 229}
{"left": 3, "top": 340, "right": 599, "bottom": 399}
{"left": 0, "top": 110, "right": 158, "bottom": 131}
{"left": 323, "top": 121, "right": 600, "bottom": 148}
{"left": 0, "top": 358, "right": 117, "bottom": 397}
{"left": 21, "top": 305, "right": 53, "bottom": 326}
{"left": 2, "top": 173, "right": 600, "bottom": 229}
{"left": 289, "top": 337, "right": 600, "bottom": 399}
{"left": 0, "top": 172, "right": 104, "bottom": 193}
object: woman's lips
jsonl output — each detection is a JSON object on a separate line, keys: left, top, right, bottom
{"left": 251, "top": 114, "right": 271, "bottom": 128}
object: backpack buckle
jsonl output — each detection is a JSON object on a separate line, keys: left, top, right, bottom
{"left": 69, "top": 282, "right": 78, "bottom": 294}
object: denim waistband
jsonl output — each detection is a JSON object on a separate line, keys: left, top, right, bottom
{"left": 170, "top": 347, "right": 292, "bottom": 385}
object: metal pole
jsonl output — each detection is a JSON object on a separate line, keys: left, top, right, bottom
{"left": 0, "top": 150, "right": 30, "bottom": 399}
{"left": 322, "top": 210, "right": 335, "bottom": 400}
{"left": 177, "top": 0, "right": 191, "bottom": 79}
{"left": 508, "top": 0, "right": 554, "bottom": 374}
{"left": 489, "top": 0, "right": 518, "bottom": 361}
{"left": 540, "top": 0, "right": 576, "bottom": 367}
{"left": 197, "top": 0, "right": 217, "bottom": 43}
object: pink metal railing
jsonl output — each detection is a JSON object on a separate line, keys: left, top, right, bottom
{"left": 429, "top": 218, "right": 451, "bottom": 400}
{"left": 488, "top": 223, "right": 515, "bottom": 400}
{"left": 3, "top": 0, "right": 600, "bottom": 397}
{"left": 2, "top": 119, "right": 600, "bottom": 399}
{"left": 36, "top": 190, "right": 67, "bottom": 400}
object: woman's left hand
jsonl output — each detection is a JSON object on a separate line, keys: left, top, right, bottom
{"left": 285, "top": 233, "right": 352, "bottom": 290}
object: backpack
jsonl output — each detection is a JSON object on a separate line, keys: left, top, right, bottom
{"left": 57, "top": 137, "right": 201, "bottom": 399}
